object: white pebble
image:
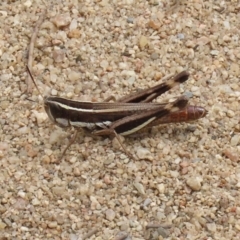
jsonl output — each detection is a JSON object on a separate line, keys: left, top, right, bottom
{"left": 90, "top": 196, "right": 101, "bottom": 210}
{"left": 123, "top": 0, "right": 135, "bottom": 4}
{"left": 157, "top": 183, "right": 165, "bottom": 194}
{"left": 162, "top": 145, "right": 170, "bottom": 155}
{"left": 231, "top": 134, "right": 240, "bottom": 146}
{"left": 50, "top": 73, "right": 57, "bottom": 83}
{"left": 0, "top": 11, "right": 7, "bottom": 17}
{"left": 186, "top": 177, "right": 202, "bottom": 191}
{"left": 44, "top": 149, "right": 53, "bottom": 156}
{"left": 49, "top": 130, "right": 64, "bottom": 144}
{"left": 210, "top": 50, "right": 219, "bottom": 56}
{"left": 143, "top": 198, "right": 152, "bottom": 207}
{"left": 119, "top": 62, "right": 128, "bottom": 70}
{"left": 170, "top": 171, "right": 179, "bottom": 178}
{"left": 48, "top": 221, "right": 58, "bottom": 228}
{"left": 53, "top": 49, "right": 65, "bottom": 63}
{"left": 100, "top": 60, "right": 109, "bottom": 69}
{"left": 52, "top": 14, "right": 71, "bottom": 28}
{"left": 206, "top": 222, "right": 216, "bottom": 232}
{"left": 227, "top": 110, "right": 235, "bottom": 118}
{"left": 70, "top": 156, "right": 77, "bottom": 163}
{"left": 24, "top": 0, "right": 32, "bottom": 7}
{"left": 51, "top": 89, "right": 58, "bottom": 96}
{"left": 69, "top": 19, "right": 78, "bottom": 30}
{"left": 0, "top": 142, "right": 8, "bottom": 151}
{"left": 1, "top": 73, "right": 12, "bottom": 81}
{"left": 133, "top": 182, "right": 145, "bottom": 195}
{"left": 223, "top": 20, "right": 230, "bottom": 29}
{"left": 121, "top": 70, "right": 136, "bottom": 77}
{"left": 69, "top": 234, "right": 78, "bottom": 240}
{"left": 32, "top": 110, "right": 48, "bottom": 125}
{"left": 105, "top": 209, "right": 116, "bottom": 221}
{"left": 127, "top": 76, "right": 136, "bottom": 85}
{"left": 17, "top": 126, "right": 29, "bottom": 135}
{"left": 68, "top": 71, "right": 81, "bottom": 82}
{"left": 20, "top": 226, "right": 29, "bottom": 231}
{"left": 32, "top": 198, "right": 40, "bottom": 206}
{"left": 17, "top": 191, "right": 26, "bottom": 198}
{"left": 136, "top": 148, "right": 153, "bottom": 160}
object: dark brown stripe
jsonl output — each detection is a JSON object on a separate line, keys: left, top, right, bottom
{"left": 114, "top": 96, "right": 189, "bottom": 135}
{"left": 117, "top": 71, "right": 189, "bottom": 103}
{"left": 44, "top": 97, "right": 164, "bottom": 124}
{"left": 95, "top": 96, "right": 189, "bottom": 135}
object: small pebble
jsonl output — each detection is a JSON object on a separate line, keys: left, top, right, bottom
{"left": 17, "top": 126, "right": 29, "bottom": 135}
{"left": 68, "top": 71, "right": 81, "bottom": 82}
{"left": 223, "top": 149, "right": 239, "bottom": 162}
{"left": 0, "top": 10, "right": 7, "bottom": 17}
{"left": 44, "top": 149, "right": 53, "bottom": 156}
{"left": 100, "top": 60, "right": 109, "bottom": 69}
{"left": 49, "top": 130, "right": 64, "bottom": 144}
{"left": 139, "top": 35, "right": 148, "bottom": 50}
{"left": 52, "top": 186, "right": 65, "bottom": 196}
{"left": 32, "top": 110, "right": 48, "bottom": 125}
{"left": 48, "top": 221, "right": 58, "bottom": 229}
{"left": 115, "top": 231, "right": 129, "bottom": 240}
{"left": 119, "top": 62, "right": 128, "bottom": 70}
{"left": 17, "top": 191, "right": 26, "bottom": 198}
{"left": 24, "top": 0, "right": 32, "bottom": 7}
{"left": 157, "top": 227, "right": 170, "bottom": 238}
{"left": 127, "top": 17, "right": 134, "bottom": 23}
{"left": 69, "top": 19, "right": 78, "bottom": 30}
{"left": 235, "top": 223, "right": 240, "bottom": 231}
{"left": 226, "top": 110, "right": 235, "bottom": 118}
{"left": 105, "top": 209, "right": 115, "bottom": 221}
{"left": 133, "top": 182, "right": 145, "bottom": 195}
{"left": 148, "top": 19, "right": 160, "bottom": 30}
{"left": 150, "top": 52, "right": 159, "bottom": 60}
{"left": 127, "top": 76, "right": 136, "bottom": 85}
{"left": 170, "top": 171, "right": 179, "bottom": 178}
{"left": 230, "top": 63, "right": 239, "bottom": 76}
{"left": 69, "top": 234, "right": 78, "bottom": 240}
{"left": 230, "top": 134, "right": 240, "bottom": 146}
{"left": 52, "top": 14, "right": 71, "bottom": 28}
{"left": 177, "top": 33, "right": 185, "bottom": 39}
{"left": 183, "top": 91, "right": 193, "bottom": 98}
{"left": 90, "top": 196, "right": 100, "bottom": 209}
{"left": 143, "top": 198, "right": 152, "bottom": 207}
{"left": 0, "top": 221, "right": 6, "bottom": 230}
{"left": 53, "top": 49, "right": 65, "bottom": 63}
{"left": 32, "top": 198, "right": 40, "bottom": 206}
{"left": 51, "top": 89, "right": 58, "bottom": 95}
{"left": 157, "top": 183, "right": 165, "bottom": 194}
{"left": 206, "top": 222, "right": 216, "bottom": 232}
{"left": 20, "top": 226, "right": 29, "bottom": 231}
{"left": 210, "top": 50, "right": 219, "bottom": 56}
{"left": 136, "top": 148, "right": 153, "bottom": 161}
{"left": 67, "top": 29, "right": 81, "bottom": 38}
{"left": 0, "top": 100, "right": 10, "bottom": 110}
{"left": 186, "top": 177, "right": 202, "bottom": 191}
{"left": 185, "top": 40, "right": 195, "bottom": 48}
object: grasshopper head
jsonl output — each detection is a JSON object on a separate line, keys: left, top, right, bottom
{"left": 43, "top": 96, "right": 69, "bottom": 128}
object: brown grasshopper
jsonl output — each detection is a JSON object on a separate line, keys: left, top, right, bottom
{"left": 27, "top": 67, "right": 207, "bottom": 158}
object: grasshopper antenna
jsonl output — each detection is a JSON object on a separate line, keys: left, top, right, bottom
{"left": 26, "top": 65, "right": 44, "bottom": 98}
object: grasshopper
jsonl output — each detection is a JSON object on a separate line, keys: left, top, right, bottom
{"left": 27, "top": 67, "right": 207, "bottom": 158}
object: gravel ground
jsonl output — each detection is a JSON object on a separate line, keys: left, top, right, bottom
{"left": 0, "top": 0, "right": 240, "bottom": 239}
